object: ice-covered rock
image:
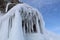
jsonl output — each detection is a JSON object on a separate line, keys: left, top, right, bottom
{"left": 0, "top": 3, "right": 60, "bottom": 40}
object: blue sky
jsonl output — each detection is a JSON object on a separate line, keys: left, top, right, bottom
{"left": 21, "top": 0, "right": 60, "bottom": 35}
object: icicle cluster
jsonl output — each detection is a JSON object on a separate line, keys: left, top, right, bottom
{"left": 5, "top": 3, "right": 44, "bottom": 34}
{"left": 17, "top": 4, "right": 44, "bottom": 34}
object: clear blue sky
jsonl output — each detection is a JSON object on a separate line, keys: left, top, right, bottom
{"left": 22, "top": 0, "right": 60, "bottom": 35}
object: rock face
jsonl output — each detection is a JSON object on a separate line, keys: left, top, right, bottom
{"left": 0, "top": 3, "right": 60, "bottom": 40}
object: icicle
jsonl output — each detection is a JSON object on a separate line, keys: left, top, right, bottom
{"left": 24, "top": 21, "right": 25, "bottom": 34}
{"left": 30, "top": 20, "right": 32, "bottom": 33}
{"left": 28, "top": 20, "right": 31, "bottom": 33}
{"left": 38, "top": 19, "right": 43, "bottom": 34}
{"left": 25, "top": 20, "right": 27, "bottom": 33}
{"left": 0, "top": 20, "right": 2, "bottom": 30}
{"left": 22, "top": 20, "right": 24, "bottom": 33}
{"left": 27, "top": 22, "right": 28, "bottom": 33}
{"left": 26, "top": 20, "right": 28, "bottom": 33}
{"left": 32, "top": 21, "right": 34, "bottom": 32}
{"left": 36, "top": 15, "right": 39, "bottom": 32}
{"left": 30, "top": 20, "right": 33, "bottom": 33}
{"left": 36, "top": 16, "right": 40, "bottom": 33}
{"left": 28, "top": 21, "right": 30, "bottom": 32}
{"left": 8, "top": 16, "right": 12, "bottom": 38}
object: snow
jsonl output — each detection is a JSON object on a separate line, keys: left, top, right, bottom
{"left": 0, "top": 3, "right": 60, "bottom": 40}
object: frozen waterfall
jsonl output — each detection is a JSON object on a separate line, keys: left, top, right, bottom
{"left": 0, "top": 3, "right": 60, "bottom": 40}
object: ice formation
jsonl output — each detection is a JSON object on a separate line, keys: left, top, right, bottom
{"left": 0, "top": 3, "right": 60, "bottom": 40}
